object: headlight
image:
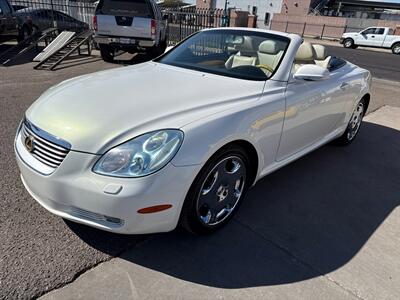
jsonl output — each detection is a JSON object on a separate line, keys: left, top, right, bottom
{"left": 93, "top": 130, "right": 184, "bottom": 177}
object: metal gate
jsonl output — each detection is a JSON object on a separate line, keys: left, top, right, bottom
{"left": 163, "top": 8, "right": 229, "bottom": 45}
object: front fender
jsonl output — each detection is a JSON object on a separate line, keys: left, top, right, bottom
{"left": 171, "top": 81, "right": 287, "bottom": 183}
{"left": 172, "top": 110, "right": 264, "bottom": 179}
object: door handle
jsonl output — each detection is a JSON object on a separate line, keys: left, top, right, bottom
{"left": 371, "top": 35, "right": 375, "bottom": 38}
{"left": 340, "top": 82, "right": 349, "bottom": 90}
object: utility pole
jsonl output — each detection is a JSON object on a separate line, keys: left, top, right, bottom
{"left": 223, "top": 0, "right": 229, "bottom": 27}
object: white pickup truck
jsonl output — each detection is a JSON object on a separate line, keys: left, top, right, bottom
{"left": 340, "top": 27, "right": 400, "bottom": 54}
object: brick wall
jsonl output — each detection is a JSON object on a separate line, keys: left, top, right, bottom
{"left": 196, "top": 0, "right": 213, "bottom": 9}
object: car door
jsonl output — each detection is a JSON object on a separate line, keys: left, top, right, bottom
{"left": 276, "top": 66, "right": 348, "bottom": 161}
{"left": 367, "top": 27, "right": 386, "bottom": 47}
{"left": 357, "top": 27, "right": 377, "bottom": 46}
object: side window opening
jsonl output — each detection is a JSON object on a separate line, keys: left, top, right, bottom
{"left": 98, "top": 0, "right": 154, "bottom": 18}
{"left": 362, "top": 28, "right": 375, "bottom": 35}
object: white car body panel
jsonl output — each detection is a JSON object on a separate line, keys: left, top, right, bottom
{"left": 15, "top": 28, "right": 371, "bottom": 234}
{"left": 96, "top": 15, "right": 152, "bottom": 39}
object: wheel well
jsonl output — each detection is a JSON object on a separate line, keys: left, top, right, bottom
{"left": 362, "top": 93, "right": 370, "bottom": 112}
{"left": 222, "top": 140, "right": 259, "bottom": 187}
{"left": 392, "top": 41, "right": 400, "bottom": 48}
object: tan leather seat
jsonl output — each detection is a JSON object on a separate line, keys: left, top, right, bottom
{"left": 257, "top": 40, "right": 283, "bottom": 70}
{"left": 225, "top": 36, "right": 257, "bottom": 69}
{"left": 312, "top": 44, "right": 331, "bottom": 69}
{"left": 293, "top": 42, "right": 316, "bottom": 72}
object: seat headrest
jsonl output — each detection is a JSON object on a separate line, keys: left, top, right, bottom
{"left": 295, "top": 42, "right": 316, "bottom": 62}
{"left": 235, "top": 36, "right": 255, "bottom": 56}
{"left": 312, "top": 44, "right": 327, "bottom": 60}
{"left": 258, "top": 40, "right": 279, "bottom": 55}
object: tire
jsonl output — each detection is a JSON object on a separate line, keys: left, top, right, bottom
{"left": 148, "top": 37, "right": 167, "bottom": 57}
{"left": 180, "top": 145, "right": 251, "bottom": 235}
{"left": 159, "top": 38, "right": 167, "bottom": 53}
{"left": 334, "top": 98, "right": 366, "bottom": 146}
{"left": 148, "top": 45, "right": 162, "bottom": 57}
{"left": 343, "top": 38, "right": 354, "bottom": 48}
{"left": 99, "top": 44, "right": 115, "bottom": 63}
{"left": 392, "top": 43, "right": 400, "bottom": 55}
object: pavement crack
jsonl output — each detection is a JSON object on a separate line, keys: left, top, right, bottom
{"left": 35, "top": 236, "right": 154, "bottom": 299}
{"left": 233, "top": 218, "right": 366, "bottom": 300}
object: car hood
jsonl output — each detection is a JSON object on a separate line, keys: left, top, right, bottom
{"left": 26, "top": 62, "right": 265, "bottom": 154}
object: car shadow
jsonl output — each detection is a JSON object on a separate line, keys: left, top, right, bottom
{"left": 111, "top": 51, "right": 157, "bottom": 66}
{"left": 68, "top": 121, "right": 400, "bottom": 288}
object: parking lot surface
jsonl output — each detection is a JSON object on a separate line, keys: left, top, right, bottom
{"left": 0, "top": 47, "right": 399, "bottom": 299}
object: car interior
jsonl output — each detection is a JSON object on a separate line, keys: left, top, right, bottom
{"left": 159, "top": 32, "right": 347, "bottom": 80}
{"left": 224, "top": 36, "right": 286, "bottom": 74}
{"left": 226, "top": 39, "right": 333, "bottom": 70}
{"left": 224, "top": 38, "right": 339, "bottom": 76}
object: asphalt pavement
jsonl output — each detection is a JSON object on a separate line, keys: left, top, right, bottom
{"left": 0, "top": 46, "right": 399, "bottom": 299}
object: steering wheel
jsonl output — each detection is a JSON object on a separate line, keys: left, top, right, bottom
{"left": 256, "top": 64, "right": 274, "bottom": 73}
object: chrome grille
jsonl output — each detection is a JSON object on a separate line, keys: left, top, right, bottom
{"left": 20, "top": 120, "right": 70, "bottom": 169}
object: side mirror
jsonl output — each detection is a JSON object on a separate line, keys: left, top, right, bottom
{"left": 293, "top": 64, "right": 330, "bottom": 81}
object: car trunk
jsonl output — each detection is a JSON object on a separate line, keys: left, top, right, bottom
{"left": 96, "top": 0, "right": 153, "bottom": 39}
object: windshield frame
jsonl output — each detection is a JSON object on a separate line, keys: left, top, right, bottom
{"left": 154, "top": 29, "right": 291, "bottom": 81}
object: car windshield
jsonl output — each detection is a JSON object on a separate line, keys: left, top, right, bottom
{"left": 99, "top": 0, "right": 152, "bottom": 18}
{"left": 157, "top": 30, "right": 290, "bottom": 81}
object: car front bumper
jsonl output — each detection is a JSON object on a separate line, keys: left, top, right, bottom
{"left": 94, "top": 34, "right": 156, "bottom": 48}
{"left": 15, "top": 136, "right": 199, "bottom": 234}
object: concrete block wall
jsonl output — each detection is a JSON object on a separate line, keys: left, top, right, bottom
{"left": 271, "top": 13, "right": 399, "bottom": 38}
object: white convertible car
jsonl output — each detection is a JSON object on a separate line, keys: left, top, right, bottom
{"left": 15, "top": 28, "right": 371, "bottom": 235}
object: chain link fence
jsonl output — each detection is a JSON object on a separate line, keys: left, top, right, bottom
{"left": 163, "top": 8, "right": 227, "bottom": 45}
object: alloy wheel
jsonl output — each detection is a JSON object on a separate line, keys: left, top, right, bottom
{"left": 196, "top": 156, "right": 246, "bottom": 226}
{"left": 347, "top": 102, "right": 364, "bottom": 141}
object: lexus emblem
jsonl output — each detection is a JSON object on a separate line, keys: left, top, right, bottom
{"left": 24, "top": 136, "right": 35, "bottom": 153}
